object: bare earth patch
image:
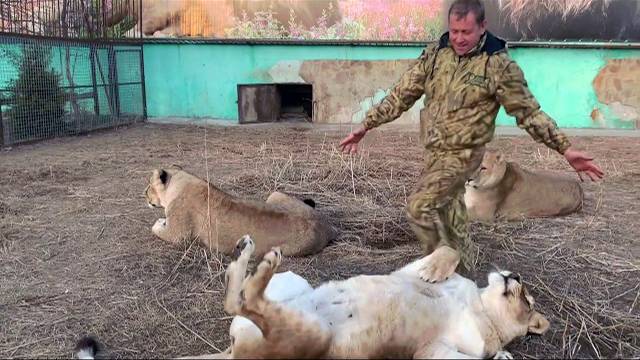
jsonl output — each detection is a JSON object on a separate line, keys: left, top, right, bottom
{"left": 0, "top": 123, "right": 638, "bottom": 359}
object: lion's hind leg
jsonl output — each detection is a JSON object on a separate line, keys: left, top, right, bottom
{"left": 232, "top": 247, "right": 331, "bottom": 358}
{"left": 239, "top": 247, "right": 282, "bottom": 319}
{"left": 266, "top": 191, "right": 316, "bottom": 215}
{"left": 224, "top": 235, "right": 255, "bottom": 315}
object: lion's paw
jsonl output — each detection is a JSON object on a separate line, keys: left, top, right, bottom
{"left": 262, "top": 247, "right": 282, "bottom": 270}
{"left": 493, "top": 350, "right": 514, "bottom": 359}
{"left": 152, "top": 218, "right": 167, "bottom": 234}
{"left": 233, "top": 234, "right": 255, "bottom": 259}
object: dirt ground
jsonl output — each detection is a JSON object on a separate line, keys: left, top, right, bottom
{"left": 0, "top": 122, "right": 638, "bottom": 359}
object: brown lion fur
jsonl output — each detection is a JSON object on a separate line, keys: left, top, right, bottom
{"left": 464, "top": 150, "right": 584, "bottom": 222}
{"left": 144, "top": 167, "right": 335, "bottom": 256}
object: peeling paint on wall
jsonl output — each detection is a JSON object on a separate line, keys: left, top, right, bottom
{"left": 268, "top": 59, "right": 426, "bottom": 124}
{"left": 267, "top": 55, "right": 640, "bottom": 129}
{"left": 593, "top": 58, "right": 640, "bottom": 127}
{"left": 267, "top": 60, "right": 306, "bottom": 83}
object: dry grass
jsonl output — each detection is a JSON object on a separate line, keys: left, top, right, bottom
{"left": 0, "top": 122, "right": 638, "bottom": 359}
{"left": 499, "top": 0, "right": 612, "bottom": 30}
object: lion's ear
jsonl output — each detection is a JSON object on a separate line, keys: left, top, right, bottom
{"left": 159, "top": 169, "right": 168, "bottom": 184}
{"left": 528, "top": 311, "right": 550, "bottom": 335}
{"left": 153, "top": 169, "right": 169, "bottom": 185}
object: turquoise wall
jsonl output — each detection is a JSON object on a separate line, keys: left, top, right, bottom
{"left": 3, "top": 40, "right": 638, "bottom": 128}
{"left": 142, "top": 44, "right": 420, "bottom": 120}
{"left": 142, "top": 43, "right": 640, "bottom": 128}
{"left": 496, "top": 47, "right": 638, "bottom": 129}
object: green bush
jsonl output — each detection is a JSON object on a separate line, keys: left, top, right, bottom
{"left": 6, "top": 43, "right": 66, "bottom": 141}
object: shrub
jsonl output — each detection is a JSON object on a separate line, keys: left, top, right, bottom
{"left": 5, "top": 43, "right": 66, "bottom": 141}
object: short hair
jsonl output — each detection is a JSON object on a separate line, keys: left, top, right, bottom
{"left": 448, "top": 0, "right": 485, "bottom": 25}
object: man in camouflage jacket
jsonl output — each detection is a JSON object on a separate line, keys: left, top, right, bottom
{"left": 339, "top": 0, "right": 603, "bottom": 282}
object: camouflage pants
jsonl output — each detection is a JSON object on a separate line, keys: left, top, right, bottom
{"left": 406, "top": 147, "right": 485, "bottom": 275}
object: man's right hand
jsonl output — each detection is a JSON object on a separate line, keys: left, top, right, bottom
{"left": 563, "top": 147, "right": 604, "bottom": 182}
{"left": 339, "top": 126, "right": 368, "bottom": 154}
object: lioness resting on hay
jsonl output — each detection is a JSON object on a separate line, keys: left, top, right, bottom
{"left": 173, "top": 235, "right": 547, "bottom": 359}
{"left": 144, "top": 168, "right": 335, "bottom": 256}
{"left": 464, "top": 150, "right": 584, "bottom": 222}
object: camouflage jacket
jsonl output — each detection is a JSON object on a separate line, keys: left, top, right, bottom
{"left": 362, "top": 32, "right": 572, "bottom": 154}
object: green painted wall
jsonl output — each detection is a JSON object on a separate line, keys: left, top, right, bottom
{"left": 143, "top": 43, "right": 640, "bottom": 129}
{"left": 496, "top": 47, "right": 638, "bottom": 129}
{"left": 2, "top": 40, "right": 638, "bottom": 128}
{"left": 143, "top": 44, "right": 420, "bottom": 120}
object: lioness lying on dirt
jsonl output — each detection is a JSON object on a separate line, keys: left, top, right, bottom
{"left": 464, "top": 150, "right": 584, "bottom": 222}
{"left": 74, "top": 235, "right": 550, "bottom": 359}
{"left": 144, "top": 168, "right": 336, "bottom": 256}
{"left": 200, "top": 236, "right": 547, "bottom": 358}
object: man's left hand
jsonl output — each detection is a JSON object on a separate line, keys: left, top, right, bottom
{"left": 563, "top": 147, "right": 604, "bottom": 181}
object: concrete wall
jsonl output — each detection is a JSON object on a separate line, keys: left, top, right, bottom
{"left": 143, "top": 42, "right": 640, "bottom": 129}
{"left": 142, "top": 43, "right": 421, "bottom": 121}
{"left": 4, "top": 40, "right": 637, "bottom": 129}
{"left": 506, "top": 47, "right": 640, "bottom": 129}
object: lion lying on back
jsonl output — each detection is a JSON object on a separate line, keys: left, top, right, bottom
{"left": 144, "top": 168, "right": 335, "bottom": 256}
{"left": 190, "top": 237, "right": 549, "bottom": 359}
{"left": 75, "top": 235, "right": 550, "bottom": 359}
{"left": 464, "top": 150, "right": 584, "bottom": 222}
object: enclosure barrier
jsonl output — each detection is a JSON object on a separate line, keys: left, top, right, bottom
{"left": 0, "top": 0, "right": 145, "bottom": 146}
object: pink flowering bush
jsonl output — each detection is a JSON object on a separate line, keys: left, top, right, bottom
{"left": 225, "top": 8, "right": 286, "bottom": 39}
{"left": 340, "top": 0, "right": 444, "bottom": 40}
{"left": 224, "top": 0, "right": 444, "bottom": 41}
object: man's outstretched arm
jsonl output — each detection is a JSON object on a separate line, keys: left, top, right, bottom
{"left": 340, "top": 46, "right": 435, "bottom": 154}
{"left": 361, "top": 46, "right": 433, "bottom": 130}
{"left": 495, "top": 55, "right": 603, "bottom": 181}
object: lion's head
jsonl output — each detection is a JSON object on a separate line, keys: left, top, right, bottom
{"left": 144, "top": 168, "right": 173, "bottom": 209}
{"left": 481, "top": 270, "right": 550, "bottom": 343}
{"left": 466, "top": 150, "right": 507, "bottom": 190}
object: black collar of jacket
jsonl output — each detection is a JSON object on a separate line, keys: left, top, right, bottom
{"left": 437, "top": 31, "right": 506, "bottom": 56}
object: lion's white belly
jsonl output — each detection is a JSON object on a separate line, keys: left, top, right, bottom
{"left": 264, "top": 271, "right": 313, "bottom": 301}
{"left": 231, "top": 271, "right": 485, "bottom": 356}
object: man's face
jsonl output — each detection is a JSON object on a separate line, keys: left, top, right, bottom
{"left": 448, "top": 12, "right": 486, "bottom": 56}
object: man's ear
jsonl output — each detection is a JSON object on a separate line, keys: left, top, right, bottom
{"left": 496, "top": 152, "right": 505, "bottom": 163}
{"left": 528, "top": 311, "right": 550, "bottom": 335}
{"left": 480, "top": 19, "right": 487, "bottom": 32}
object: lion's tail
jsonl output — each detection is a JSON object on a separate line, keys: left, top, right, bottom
{"left": 74, "top": 336, "right": 100, "bottom": 359}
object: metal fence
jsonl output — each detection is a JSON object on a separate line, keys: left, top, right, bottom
{"left": 0, "top": 0, "right": 142, "bottom": 38}
{"left": 0, "top": 0, "right": 145, "bottom": 146}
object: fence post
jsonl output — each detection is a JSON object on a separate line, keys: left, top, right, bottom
{"left": 89, "top": 45, "right": 100, "bottom": 117}
{"left": 101, "top": 0, "right": 107, "bottom": 38}
{"left": 107, "top": 46, "right": 120, "bottom": 117}
{"left": 139, "top": 0, "right": 147, "bottom": 120}
{"left": 140, "top": 46, "right": 147, "bottom": 120}
{"left": 0, "top": 98, "right": 4, "bottom": 147}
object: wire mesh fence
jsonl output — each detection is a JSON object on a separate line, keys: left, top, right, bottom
{"left": 0, "top": 0, "right": 142, "bottom": 38}
{"left": 0, "top": 35, "right": 145, "bottom": 146}
{"left": 0, "top": 0, "right": 145, "bottom": 146}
